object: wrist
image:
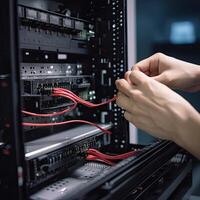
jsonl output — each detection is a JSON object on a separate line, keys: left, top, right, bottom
{"left": 175, "top": 108, "right": 200, "bottom": 150}
{"left": 192, "top": 65, "right": 200, "bottom": 86}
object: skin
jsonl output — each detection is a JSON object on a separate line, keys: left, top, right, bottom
{"left": 115, "top": 53, "right": 200, "bottom": 159}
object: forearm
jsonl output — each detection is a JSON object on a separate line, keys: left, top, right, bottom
{"left": 175, "top": 112, "right": 200, "bottom": 159}
{"left": 188, "top": 65, "right": 200, "bottom": 92}
{"left": 194, "top": 65, "right": 200, "bottom": 88}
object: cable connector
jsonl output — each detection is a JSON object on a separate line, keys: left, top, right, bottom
{"left": 39, "top": 87, "right": 53, "bottom": 95}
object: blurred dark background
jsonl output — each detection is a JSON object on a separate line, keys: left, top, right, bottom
{"left": 136, "top": 0, "right": 200, "bottom": 144}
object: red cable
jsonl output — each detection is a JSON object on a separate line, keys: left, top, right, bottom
{"left": 22, "top": 120, "right": 112, "bottom": 134}
{"left": 87, "top": 148, "right": 138, "bottom": 160}
{"left": 53, "top": 88, "right": 117, "bottom": 107}
{"left": 22, "top": 94, "right": 77, "bottom": 117}
{"left": 86, "top": 149, "right": 138, "bottom": 165}
{"left": 22, "top": 88, "right": 115, "bottom": 134}
{"left": 86, "top": 154, "right": 115, "bottom": 166}
{"left": 89, "top": 148, "right": 137, "bottom": 158}
{"left": 22, "top": 88, "right": 116, "bottom": 117}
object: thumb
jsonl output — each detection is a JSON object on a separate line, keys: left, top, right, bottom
{"left": 153, "top": 74, "right": 168, "bottom": 85}
{"left": 129, "top": 70, "right": 150, "bottom": 86}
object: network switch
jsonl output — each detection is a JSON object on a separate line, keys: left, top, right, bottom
{"left": 22, "top": 113, "right": 74, "bottom": 133}
{"left": 25, "top": 124, "right": 112, "bottom": 189}
{"left": 18, "top": 5, "right": 89, "bottom": 32}
{"left": 21, "top": 76, "right": 93, "bottom": 95}
{"left": 21, "top": 63, "right": 85, "bottom": 77}
{"left": 18, "top": 5, "right": 93, "bottom": 54}
{"left": 23, "top": 96, "right": 74, "bottom": 112}
{"left": 19, "top": 27, "right": 89, "bottom": 54}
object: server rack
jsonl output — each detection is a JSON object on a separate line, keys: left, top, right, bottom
{"left": 0, "top": 1, "right": 192, "bottom": 200}
{"left": 0, "top": 0, "right": 26, "bottom": 199}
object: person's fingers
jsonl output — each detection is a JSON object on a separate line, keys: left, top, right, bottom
{"left": 132, "top": 53, "right": 162, "bottom": 76}
{"left": 129, "top": 70, "right": 149, "bottom": 86}
{"left": 124, "top": 111, "right": 143, "bottom": 128}
{"left": 149, "top": 69, "right": 159, "bottom": 77}
{"left": 124, "top": 71, "right": 132, "bottom": 84}
{"left": 116, "top": 92, "right": 132, "bottom": 111}
{"left": 115, "top": 79, "right": 133, "bottom": 97}
{"left": 153, "top": 73, "right": 169, "bottom": 86}
{"left": 132, "top": 57, "right": 152, "bottom": 72}
{"left": 124, "top": 111, "right": 133, "bottom": 122}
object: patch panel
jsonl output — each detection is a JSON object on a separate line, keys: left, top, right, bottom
{"left": 22, "top": 114, "right": 69, "bottom": 133}
{"left": 21, "top": 63, "right": 84, "bottom": 77}
{"left": 18, "top": 5, "right": 89, "bottom": 33}
{"left": 23, "top": 96, "right": 74, "bottom": 112}
{"left": 22, "top": 88, "right": 95, "bottom": 112}
{"left": 21, "top": 76, "right": 93, "bottom": 95}
{"left": 18, "top": 5, "right": 94, "bottom": 54}
{"left": 19, "top": 27, "right": 89, "bottom": 54}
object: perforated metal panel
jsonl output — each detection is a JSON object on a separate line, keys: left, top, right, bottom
{"left": 30, "top": 162, "right": 110, "bottom": 200}
{"left": 89, "top": 0, "right": 130, "bottom": 150}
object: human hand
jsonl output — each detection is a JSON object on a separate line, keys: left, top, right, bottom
{"left": 131, "top": 53, "right": 200, "bottom": 92}
{"left": 116, "top": 70, "right": 200, "bottom": 143}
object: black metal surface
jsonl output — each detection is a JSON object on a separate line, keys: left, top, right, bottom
{"left": 125, "top": 155, "right": 192, "bottom": 200}
{"left": 30, "top": 141, "right": 179, "bottom": 200}
{"left": 30, "top": 162, "right": 111, "bottom": 200}
{"left": 89, "top": 0, "right": 130, "bottom": 151}
{"left": 110, "top": 0, "right": 130, "bottom": 150}
{"left": 90, "top": 142, "right": 179, "bottom": 200}
{"left": 46, "top": 141, "right": 179, "bottom": 200}
{"left": 157, "top": 161, "right": 192, "bottom": 200}
{"left": 0, "top": 0, "right": 26, "bottom": 199}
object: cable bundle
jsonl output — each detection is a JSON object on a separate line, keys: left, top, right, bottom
{"left": 22, "top": 88, "right": 116, "bottom": 134}
{"left": 86, "top": 148, "right": 139, "bottom": 166}
{"left": 22, "top": 95, "right": 77, "bottom": 117}
{"left": 52, "top": 88, "right": 117, "bottom": 108}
